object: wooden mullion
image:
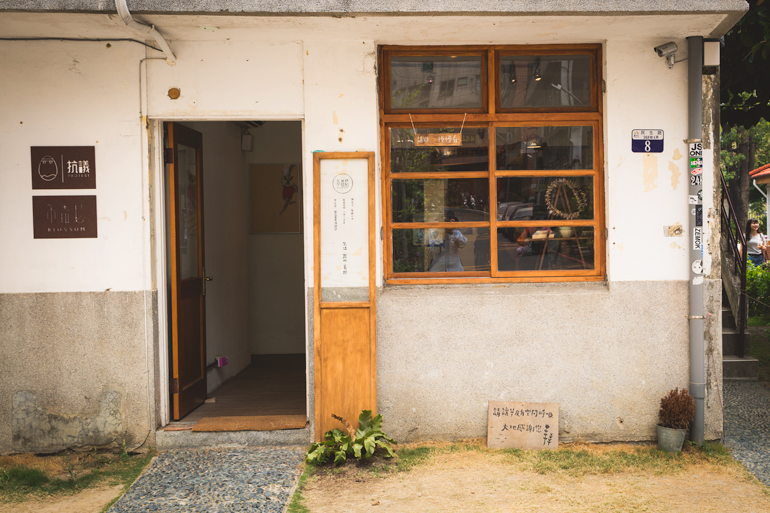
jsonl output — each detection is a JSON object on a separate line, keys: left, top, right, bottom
{"left": 497, "top": 220, "right": 596, "bottom": 228}
{"left": 382, "top": 119, "right": 391, "bottom": 281}
{"left": 493, "top": 169, "right": 596, "bottom": 177}
{"left": 392, "top": 222, "right": 489, "bottom": 229}
{"left": 382, "top": 112, "right": 603, "bottom": 124}
{"left": 488, "top": 50, "right": 496, "bottom": 115}
{"left": 494, "top": 269, "right": 598, "bottom": 278}
{"left": 489, "top": 124, "right": 499, "bottom": 277}
{"left": 392, "top": 271, "right": 490, "bottom": 279}
{"left": 387, "top": 275, "right": 604, "bottom": 285}
{"left": 391, "top": 172, "right": 489, "bottom": 180}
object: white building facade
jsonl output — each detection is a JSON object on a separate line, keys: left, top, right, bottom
{"left": 0, "top": 1, "right": 746, "bottom": 453}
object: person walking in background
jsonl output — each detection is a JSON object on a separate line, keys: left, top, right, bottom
{"left": 744, "top": 218, "right": 767, "bottom": 267}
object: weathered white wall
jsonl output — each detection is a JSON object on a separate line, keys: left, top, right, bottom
{"left": 0, "top": 41, "right": 147, "bottom": 293}
{"left": 604, "top": 39, "right": 692, "bottom": 281}
{"left": 246, "top": 121, "right": 306, "bottom": 355}
{"left": 179, "top": 122, "right": 252, "bottom": 392}
{"left": 146, "top": 41, "right": 304, "bottom": 119}
{"left": 302, "top": 40, "right": 382, "bottom": 285}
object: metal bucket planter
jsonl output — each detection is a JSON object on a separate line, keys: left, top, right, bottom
{"left": 657, "top": 424, "right": 687, "bottom": 452}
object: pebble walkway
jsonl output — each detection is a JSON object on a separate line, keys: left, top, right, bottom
{"left": 724, "top": 380, "right": 770, "bottom": 487}
{"left": 108, "top": 446, "right": 306, "bottom": 513}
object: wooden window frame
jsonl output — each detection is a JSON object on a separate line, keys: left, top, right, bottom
{"left": 380, "top": 45, "right": 605, "bottom": 285}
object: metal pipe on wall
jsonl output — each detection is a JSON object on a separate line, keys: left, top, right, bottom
{"left": 687, "top": 35, "right": 705, "bottom": 444}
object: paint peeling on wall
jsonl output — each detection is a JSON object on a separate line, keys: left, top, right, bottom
{"left": 12, "top": 386, "right": 125, "bottom": 451}
{"left": 669, "top": 160, "right": 680, "bottom": 190}
{"left": 672, "top": 148, "right": 683, "bottom": 160}
{"left": 643, "top": 154, "right": 658, "bottom": 192}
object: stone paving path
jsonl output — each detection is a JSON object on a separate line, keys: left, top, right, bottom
{"left": 108, "top": 446, "right": 305, "bottom": 513}
{"left": 724, "top": 380, "right": 770, "bottom": 487}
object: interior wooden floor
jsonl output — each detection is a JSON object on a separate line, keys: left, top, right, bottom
{"left": 179, "top": 354, "right": 307, "bottom": 423}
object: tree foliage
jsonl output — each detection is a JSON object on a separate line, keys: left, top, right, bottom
{"left": 721, "top": 0, "right": 770, "bottom": 128}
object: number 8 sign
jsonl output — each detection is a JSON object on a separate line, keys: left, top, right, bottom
{"left": 632, "top": 129, "right": 664, "bottom": 153}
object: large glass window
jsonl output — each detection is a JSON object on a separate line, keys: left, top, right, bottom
{"left": 381, "top": 45, "right": 603, "bottom": 283}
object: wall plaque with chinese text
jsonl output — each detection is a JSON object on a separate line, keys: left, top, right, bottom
{"left": 32, "top": 196, "right": 97, "bottom": 238}
{"left": 31, "top": 146, "right": 96, "bottom": 189}
{"left": 414, "top": 133, "right": 463, "bottom": 147}
{"left": 487, "top": 401, "right": 559, "bottom": 450}
{"left": 319, "top": 158, "right": 369, "bottom": 302}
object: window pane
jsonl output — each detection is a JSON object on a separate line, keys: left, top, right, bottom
{"left": 177, "top": 143, "right": 199, "bottom": 280}
{"left": 390, "top": 56, "right": 483, "bottom": 109}
{"left": 497, "top": 177, "right": 593, "bottom": 221}
{"left": 392, "top": 178, "right": 490, "bottom": 223}
{"left": 496, "top": 126, "right": 593, "bottom": 170}
{"left": 499, "top": 55, "right": 592, "bottom": 108}
{"left": 390, "top": 127, "right": 489, "bottom": 173}
{"left": 497, "top": 226, "right": 595, "bottom": 271}
{"left": 393, "top": 228, "right": 490, "bottom": 273}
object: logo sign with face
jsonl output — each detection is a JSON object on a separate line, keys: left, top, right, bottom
{"left": 31, "top": 147, "right": 96, "bottom": 189}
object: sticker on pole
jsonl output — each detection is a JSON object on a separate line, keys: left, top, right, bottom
{"left": 693, "top": 227, "right": 702, "bottom": 251}
{"left": 691, "top": 259, "right": 703, "bottom": 275}
{"left": 632, "top": 130, "right": 664, "bottom": 153}
{"left": 691, "top": 175, "right": 702, "bottom": 186}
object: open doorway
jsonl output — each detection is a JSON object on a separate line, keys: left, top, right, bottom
{"left": 163, "top": 120, "right": 307, "bottom": 431}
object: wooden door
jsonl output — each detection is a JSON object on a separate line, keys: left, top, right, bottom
{"left": 166, "top": 122, "right": 208, "bottom": 420}
{"left": 313, "top": 152, "right": 377, "bottom": 440}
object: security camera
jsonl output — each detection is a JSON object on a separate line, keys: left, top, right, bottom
{"left": 654, "top": 42, "right": 678, "bottom": 57}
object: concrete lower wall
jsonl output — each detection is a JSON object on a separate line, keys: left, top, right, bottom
{"left": 376, "top": 280, "right": 723, "bottom": 443}
{"left": 0, "top": 291, "right": 156, "bottom": 454}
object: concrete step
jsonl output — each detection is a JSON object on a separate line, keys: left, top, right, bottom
{"left": 723, "top": 355, "right": 760, "bottom": 380}
{"left": 722, "top": 306, "right": 735, "bottom": 329}
{"left": 155, "top": 425, "right": 312, "bottom": 450}
{"left": 722, "top": 329, "right": 752, "bottom": 356}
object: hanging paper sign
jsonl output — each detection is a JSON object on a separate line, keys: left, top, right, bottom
{"left": 631, "top": 129, "right": 664, "bottom": 153}
{"left": 414, "top": 133, "right": 463, "bottom": 146}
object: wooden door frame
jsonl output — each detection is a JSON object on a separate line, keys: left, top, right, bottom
{"left": 313, "top": 152, "right": 377, "bottom": 441}
{"left": 166, "top": 122, "right": 208, "bottom": 421}
{"left": 150, "top": 118, "right": 311, "bottom": 428}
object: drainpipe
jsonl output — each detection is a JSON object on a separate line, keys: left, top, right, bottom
{"left": 687, "top": 35, "right": 705, "bottom": 444}
{"left": 115, "top": 0, "right": 176, "bottom": 64}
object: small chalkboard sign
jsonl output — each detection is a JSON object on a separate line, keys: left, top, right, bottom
{"left": 488, "top": 401, "right": 559, "bottom": 450}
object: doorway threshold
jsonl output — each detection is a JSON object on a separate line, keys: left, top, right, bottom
{"left": 156, "top": 422, "right": 312, "bottom": 450}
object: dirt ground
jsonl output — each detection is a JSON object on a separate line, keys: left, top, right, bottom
{"left": 301, "top": 444, "right": 770, "bottom": 513}
{"left": 0, "top": 486, "right": 123, "bottom": 513}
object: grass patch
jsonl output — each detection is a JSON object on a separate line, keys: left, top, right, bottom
{"left": 0, "top": 450, "right": 154, "bottom": 505}
{"left": 748, "top": 316, "right": 770, "bottom": 327}
{"left": 287, "top": 464, "right": 313, "bottom": 513}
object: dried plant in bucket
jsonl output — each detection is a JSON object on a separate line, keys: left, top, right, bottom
{"left": 657, "top": 387, "right": 695, "bottom": 452}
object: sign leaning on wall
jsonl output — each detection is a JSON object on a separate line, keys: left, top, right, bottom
{"left": 488, "top": 401, "right": 559, "bottom": 450}
{"left": 31, "top": 146, "right": 96, "bottom": 189}
{"left": 32, "top": 196, "right": 97, "bottom": 238}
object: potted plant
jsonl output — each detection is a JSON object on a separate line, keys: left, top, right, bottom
{"left": 657, "top": 387, "right": 696, "bottom": 452}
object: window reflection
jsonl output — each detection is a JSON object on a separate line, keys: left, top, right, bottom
{"left": 497, "top": 177, "right": 593, "bottom": 221}
{"left": 390, "top": 128, "right": 489, "bottom": 174}
{"left": 496, "top": 126, "right": 593, "bottom": 170}
{"left": 497, "top": 226, "right": 595, "bottom": 271}
{"left": 391, "top": 56, "right": 483, "bottom": 110}
{"left": 500, "top": 55, "right": 592, "bottom": 109}
{"left": 393, "top": 227, "right": 490, "bottom": 273}
{"left": 392, "top": 179, "right": 490, "bottom": 223}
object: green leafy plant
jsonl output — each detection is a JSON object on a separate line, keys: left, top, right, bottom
{"left": 659, "top": 388, "right": 696, "bottom": 430}
{"left": 746, "top": 259, "right": 770, "bottom": 317}
{"left": 306, "top": 410, "right": 396, "bottom": 465}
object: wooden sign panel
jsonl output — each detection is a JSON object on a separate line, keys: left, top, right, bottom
{"left": 414, "top": 133, "right": 462, "bottom": 146}
{"left": 32, "top": 196, "right": 97, "bottom": 238}
{"left": 487, "top": 401, "right": 559, "bottom": 450}
{"left": 31, "top": 146, "right": 96, "bottom": 189}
